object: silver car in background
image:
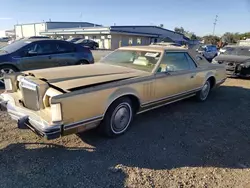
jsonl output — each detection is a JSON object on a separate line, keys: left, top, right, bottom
{"left": 196, "top": 45, "right": 218, "bottom": 61}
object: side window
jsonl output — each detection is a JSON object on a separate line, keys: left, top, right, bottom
{"left": 33, "top": 42, "right": 57, "bottom": 55}
{"left": 158, "top": 52, "right": 190, "bottom": 72}
{"left": 185, "top": 53, "right": 197, "bottom": 69}
{"left": 20, "top": 43, "right": 37, "bottom": 57}
{"left": 56, "top": 42, "right": 75, "bottom": 53}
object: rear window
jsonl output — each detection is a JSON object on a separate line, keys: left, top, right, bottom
{"left": 207, "top": 45, "right": 217, "bottom": 51}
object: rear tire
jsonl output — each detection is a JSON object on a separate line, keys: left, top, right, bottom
{"left": 196, "top": 80, "right": 211, "bottom": 102}
{"left": 99, "top": 97, "right": 134, "bottom": 137}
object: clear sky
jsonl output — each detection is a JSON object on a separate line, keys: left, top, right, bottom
{"left": 0, "top": 0, "right": 249, "bottom": 36}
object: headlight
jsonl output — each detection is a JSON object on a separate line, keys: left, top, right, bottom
{"left": 4, "top": 78, "right": 13, "bottom": 91}
{"left": 51, "top": 103, "right": 62, "bottom": 122}
{"left": 212, "top": 59, "right": 218, "bottom": 64}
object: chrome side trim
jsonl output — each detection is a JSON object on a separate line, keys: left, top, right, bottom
{"left": 138, "top": 94, "right": 195, "bottom": 114}
{"left": 63, "top": 115, "right": 103, "bottom": 130}
{"left": 141, "top": 87, "right": 202, "bottom": 107}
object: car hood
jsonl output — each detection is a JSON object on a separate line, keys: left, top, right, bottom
{"left": 23, "top": 63, "right": 150, "bottom": 91}
{"left": 214, "top": 55, "right": 250, "bottom": 63}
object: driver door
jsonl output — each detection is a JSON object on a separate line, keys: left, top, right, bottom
{"left": 17, "top": 41, "right": 58, "bottom": 70}
{"left": 154, "top": 51, "right": 200, "bottom": 104}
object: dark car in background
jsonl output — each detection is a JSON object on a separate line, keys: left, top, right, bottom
{"left": 212, "top": 46, "right": 250, "bottom": 77}
{"left": 75, "top": 39, "right": 99, "bottom": 50}
{"left": 218, "top": 45, "right": 237, "bottom": 55}
{"left": 0, "top": 39, "right": 94, "bottom": 83}
{"left": 0, "top": 37, "right": 10, "bottom": 42}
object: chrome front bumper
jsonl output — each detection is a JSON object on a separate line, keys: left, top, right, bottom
{"left": 0, "top": 95, "right": 62, "bottom": 140}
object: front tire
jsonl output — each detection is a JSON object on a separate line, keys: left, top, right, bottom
{"left": 0, "top": 65, "right": 18, "bottom": 84}
{"left": 196, "top": 80, "right": 211, "bottom": 102}
{"left": 99, "top": 97, "right": 134, "bottom": 137}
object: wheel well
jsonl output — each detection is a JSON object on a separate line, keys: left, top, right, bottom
{"left": 208, "top": 76, "right": 216, "bottom": 89}
{"left": 127, "top": 95, "right": 140, "bottom": 113}
{"left": 77, "top": 59, "right": 89, "bottom": 64}
{"left": 107, "top": 95, "right": 140, "bottom": 115}
{"left": 0, "top": 64, "right": 19, "bottom": 71}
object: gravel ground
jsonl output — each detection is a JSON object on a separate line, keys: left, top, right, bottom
{"left": 0, "top": 79, "right": 250, "bottom": 188}
{"left": 0, "top": 42, "right": 7, "bottom": 48}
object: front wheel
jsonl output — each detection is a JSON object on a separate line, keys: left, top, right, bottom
{"left": 196, "top": 80, "right": 211, "bottom": 102}
{"left": 99, "top": 97, "right": 134, "bottom": 137}
{"left": 0, "top": 65, "right": 18, "bottom": 84}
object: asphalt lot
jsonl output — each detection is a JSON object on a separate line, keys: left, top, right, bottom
{"left": 92, "top": 50, "right": 113, "bottom": 62}
{"left": 0, "top": 78, "right": 250, "bottom": 188}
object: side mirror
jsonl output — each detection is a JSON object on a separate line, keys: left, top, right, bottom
{"left": 196, "top": 49, "right": 198, "bottom": 52}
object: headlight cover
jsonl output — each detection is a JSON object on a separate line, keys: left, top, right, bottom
{"left": 4, "top": 78, "right": 13, "bottom": 91}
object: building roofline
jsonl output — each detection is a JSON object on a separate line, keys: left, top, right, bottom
{"left": 46, "top": 26, "right": 110, "bottom": 32}
{"left": 111, "top": 30, "right": 159, "bottom": 37}
{"left": 15, "top": 21, "right": 102, "bottom": 26}
{"left": 111, "top": 29, "right": 158, "bottom": 36}
{"left": 111, "top": 25, "right": 184, "bottom": 35}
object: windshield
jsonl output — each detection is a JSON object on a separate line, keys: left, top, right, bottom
{"left": 99, "top": 49, "right": 161, "bottom": 72}
{"left": 207, "top": 45, "right": 217, "bottom": 51}
{"left": 75, "top": 39, "right": 87, "bottom": 43}
{"left": 224, "top": 48, "right": 250, "bottom": 56}
{"left": 198, "top": 46, "right": 205, "bottom": 51}
{"left": 0, "top": 40, "right": 29, "bottom": 53}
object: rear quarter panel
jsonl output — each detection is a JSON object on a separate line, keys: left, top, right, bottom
{"left": 198, "top": 63, "right": 226, "bottom": 86}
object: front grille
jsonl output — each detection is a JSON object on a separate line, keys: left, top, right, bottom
{"left": 20, "top": 78, "right": 40, "bottom": 111}
{"left": 225, "top": 61, "right": 237, "bottom": 75}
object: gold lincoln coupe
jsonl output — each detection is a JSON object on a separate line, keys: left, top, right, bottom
{"left": 0, "top": 46, "right": 227, "bottom": 139}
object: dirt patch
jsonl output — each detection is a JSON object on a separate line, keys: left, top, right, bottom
{"left": 0, "top": 78, "right": 250, "bottom": 188}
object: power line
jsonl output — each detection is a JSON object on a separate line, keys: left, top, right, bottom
{"left": 213, "top": 15, "right": 218, "bottom": 35}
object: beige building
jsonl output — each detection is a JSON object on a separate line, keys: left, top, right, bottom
{"left": 16, "top": 22, "right": 187, "bottom": 50}
{"left": 15, "top": 21, "right": 100, "bottom": 39}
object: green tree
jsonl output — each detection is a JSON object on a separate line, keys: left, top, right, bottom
{"left": 222, "top": 32, "right": 239, "bottom": 44}
{"left": 174, "top": 27, "right": 201, "bottom": 41}
{"left": 174, "top": 27, "right": 185, "bottom": 34}
{"left": 203, "top": 35, "right": 220, "bottom": 45}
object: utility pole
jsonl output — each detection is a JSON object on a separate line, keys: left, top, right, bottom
{"left": 80, "top": 12, "right": 83, "bottom": 22}
{"left": 213, "top": 15, "right": 218, "bottom": 35}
